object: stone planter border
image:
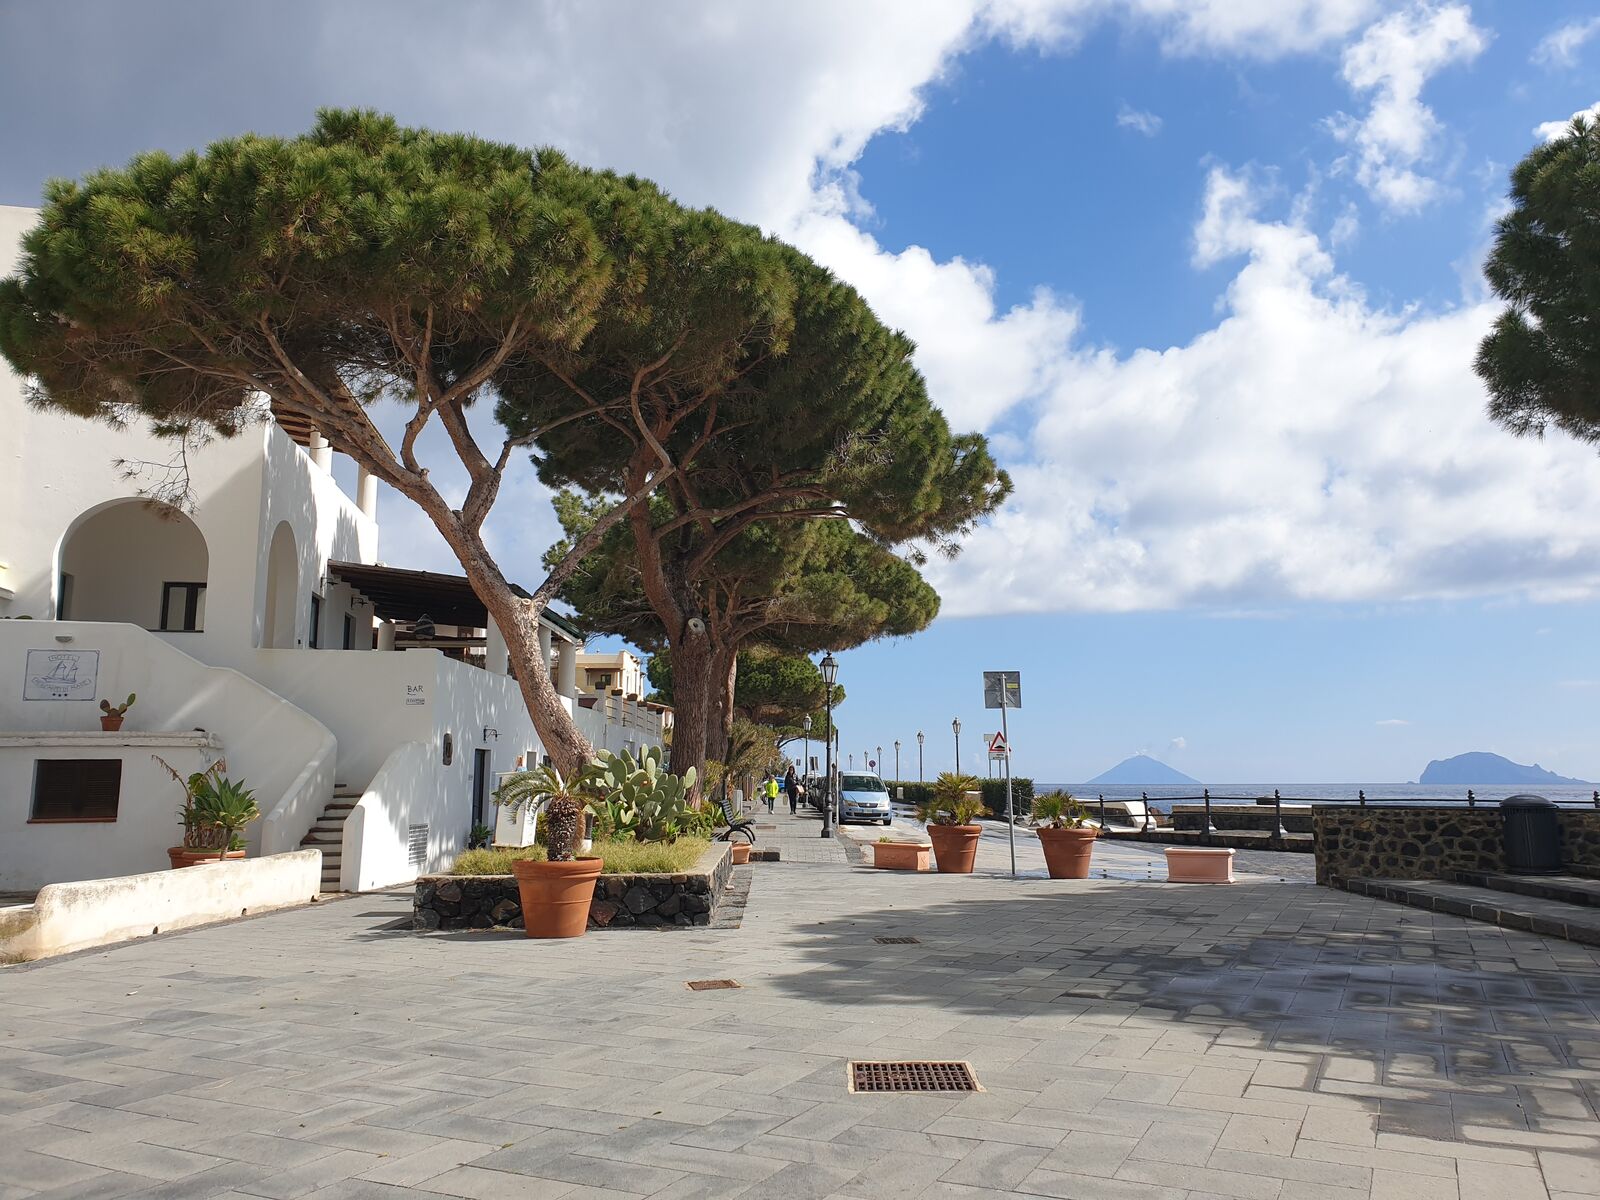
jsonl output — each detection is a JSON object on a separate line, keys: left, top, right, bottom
{"left": 414, "top": 841, "right": 733, "bottom": 931}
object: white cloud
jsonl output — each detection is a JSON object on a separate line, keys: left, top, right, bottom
{"left": 985, "top": 0, "right": 1381, "bottom": 57}
{"left": 1557, "top": 680, "right": 1599, "bottom": 690}
{"left": 1533, "top": 17, "right": 1600, "bottom": 67}
{"left": 926, "top": 166, "right": 1600, "bottom": 616}
{"left": 1117, "top": 104, "right": 1164, "bottom": 136}
{"left": 1536, "top": 101, "right": 1600, "bottom": 143}
{"left": 1376, "top": 718, "right": 1410, "bottom": 726}
{"left": 1169, "top": 736, "right": 1188, "bottom": 750}
{"left": 1330, "top": 3, "right": 1489, "bottom": 212}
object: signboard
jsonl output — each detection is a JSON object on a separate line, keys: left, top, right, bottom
{"left": 405, "top": 683, "right": 427, "bottom": 706}
{"left": 983, "top": 670, "right": 1021, "bottom": 709}
{"left": 987, "top": 731, "right": 1009, "bottom": 756}
{"left": 24, "top": 649, "right": 99, "bottom": 701}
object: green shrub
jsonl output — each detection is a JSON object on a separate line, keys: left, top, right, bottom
{"left": 917, "top": 773, "right": 985, "bottom": 826}
{"left": 450, "top": 837, "right": 710, "bottom": 876}
{"left": 980, "top": 777, "right": 1033, "bottom": 818}
{"left": 885, "top": 780, "right": 934, "bottom": 807}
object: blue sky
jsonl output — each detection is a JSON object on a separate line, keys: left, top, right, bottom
{"left": 3, "top": 1, "right": 1599, "bottom": 782}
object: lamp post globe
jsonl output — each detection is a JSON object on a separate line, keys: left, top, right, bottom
{"left": 952, "top": 717, "right": 962, "bottom": 776}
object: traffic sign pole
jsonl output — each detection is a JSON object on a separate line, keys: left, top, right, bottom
{"left": 1002, "top": 700, "right": 1015, "bottom": 877}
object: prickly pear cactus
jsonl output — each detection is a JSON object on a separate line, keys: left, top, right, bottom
{"left": 586, "top": 747, "right": 697, "bottom": 842}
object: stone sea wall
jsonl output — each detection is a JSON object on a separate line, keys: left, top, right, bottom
{"left": 1170, "top": 804, "right": 1315, "bottom": 834}
{"left": 413, "top": 841, "right": 734, "bottom": 931}
{"left": 1313, "top": 806, "right": 1600, "bottom": 885}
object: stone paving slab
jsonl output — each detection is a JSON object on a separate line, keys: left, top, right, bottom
{"left": 3, "top": 817, "right": 1598, "bottom": 1199}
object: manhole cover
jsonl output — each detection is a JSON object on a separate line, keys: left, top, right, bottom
{"left": 685, "top": 979, "right": 742, "bottom": 991}
{"left": 874, "top": 936, "right": 921, "bottom": 944}
{"left": 848, "top": 1061, "right": 981, "bottom": 1093}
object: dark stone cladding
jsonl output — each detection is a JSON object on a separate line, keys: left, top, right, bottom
{"left": 412, "top": 841, "right": 734, "bottom": 931}
{"left": 1170, "top": 805, "right": 1315, "bottom": 834}
{"left": 1313, "top": 806, "right": 1600, "bottom": 886}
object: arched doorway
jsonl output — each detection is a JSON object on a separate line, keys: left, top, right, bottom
{"left": 262, "top": 521, "right": 298, "bottom": 648}
{"left": 58, "top": 500, "right": 209, "bottom": 630}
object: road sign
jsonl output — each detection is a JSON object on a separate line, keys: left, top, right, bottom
{"left": 983, "top": 670, "right": 1021, "bottom": 709}
{"left": 983, "top": 671, "right": 1022, "bottom": 878}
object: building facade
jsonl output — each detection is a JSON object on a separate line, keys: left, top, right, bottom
{"left": 0, "top": 204, "right": 663, "bottom": 895}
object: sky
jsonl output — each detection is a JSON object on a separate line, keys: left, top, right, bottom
{"left": 3, "top": 0, "right": 1599, "bottom": 783}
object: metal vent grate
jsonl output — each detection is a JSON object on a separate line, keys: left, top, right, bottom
{"left": 849, "top": 1061, "right": 981, "bottom": 1093}
{"left": 406, "top": 824, "right": 428, "bottom": 867}
{"left": 686, "top": 979, "right": 742, "bottom": 991}
{"left": 874, "top": 936, "right": 920, "bottom": 944}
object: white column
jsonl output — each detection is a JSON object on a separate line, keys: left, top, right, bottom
{"left": 356, "top": 466, "right": 379, "bottom": 521}
{"left": 377, "top": 620, "right": 396, "bottom": 651}
{"left": 556, "top": 641, "right": 578, "bottom": 698}
{"left": 309, "top": 430, "right": 333, "bottom": 473}
{"left": 485, "top": 617, "right": 510, "bottom": 675}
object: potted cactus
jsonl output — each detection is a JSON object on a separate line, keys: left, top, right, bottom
{"left": 1033, "top": 791, "right": 1098, "bottom": 878}
{"left": 917, "top": 773, "right": 985, "bottom": 874}
{"left": 98, "top": 693, "right": 135, "bottom": 731}
{"left": 494, "top": 765, "right": 602, "bottom": 938}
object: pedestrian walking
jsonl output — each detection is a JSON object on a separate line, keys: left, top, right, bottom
{"left": 785, "top": 764, "right": 799, "bottom": 815}
{"left": 764, "top": 774, "right": 778, "bottom": 813}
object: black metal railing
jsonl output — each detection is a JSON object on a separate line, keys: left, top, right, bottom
{"left": 1094, "top": 787, "right": 1600, "bottom": 839}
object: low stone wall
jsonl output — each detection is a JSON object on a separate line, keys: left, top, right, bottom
{"left": 414, "top": 841, "right": 734, "bottom": 932}
{"left": 1313, "top": 806, "right": 1600, "bottom": 885}
{"left": 0, "top": 849, "right": 323, "bottom": 963}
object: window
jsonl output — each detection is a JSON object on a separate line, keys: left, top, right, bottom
{"left": 342, "top": 613, "right": 355, "bottom": 650}
{"left": 159, "top": 582, "right": 206, "bottom": 632}
{"left": 31, "top": 759, "right": 121, "bottom": 821}
{"left": 308, "top": 593, "right": 322, "bottom": 648}
{"left": 593, "top": 673, "right": 611, "bottom": 691}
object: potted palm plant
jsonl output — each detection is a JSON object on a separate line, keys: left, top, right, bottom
{"left": 1033, "top": 791, "right": 1098, "bottom": 878}
{"left": 494, "top": 765, "right": 602, "bottom": 939}
{"left": 917, "top": 772, "right": 985, "bottom": 874}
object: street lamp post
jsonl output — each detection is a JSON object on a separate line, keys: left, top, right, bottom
{"left": 820, "top": 653, "right": 838, "bottom": 838}
{"left": 894, "top": 740, "right": 901, "bottom": 782}
{"left": 916, "top": 730, "right": 924, "bottom": 782}
{"left": 953, "top": 717, "right": 962, "bottom": 775}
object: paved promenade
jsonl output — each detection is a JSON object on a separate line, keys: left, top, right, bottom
{"left": 2, "top": 810, "right": 1597, "bottom": 1199}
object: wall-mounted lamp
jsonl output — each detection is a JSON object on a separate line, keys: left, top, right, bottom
{"left": 54, "top": 634, "right": 74, "bottom": 644}
{"left": 483, "top": 727, "right": 498, "bottom": 741}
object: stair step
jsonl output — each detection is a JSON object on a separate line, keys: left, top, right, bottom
{"left": 333, "top": 790, "right": 362, "bottom": 799}
{"left": 324, "top": 803, "right": 357, "bottom": 813}
{"left": 1452, "top": 870, "right": 1600, "bottom": 909}
{"left": 306, "top": 823, "right": 346, "bottom": 834}
{"left": 1345, "top": 878, "right": 1600, "bottom": 946}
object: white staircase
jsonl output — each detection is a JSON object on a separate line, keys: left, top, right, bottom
{"left": 300, "top": 787, "right": 361, "bottom": 893}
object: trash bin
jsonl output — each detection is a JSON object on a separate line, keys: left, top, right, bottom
{"left": 1501, "top": 794, "right": 1562, "bottom": 875}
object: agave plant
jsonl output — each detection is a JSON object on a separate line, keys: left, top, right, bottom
{"left": 585, "top": 747, "right": 697, "bottom": 843}
{"left": 189, "top": 775, "right": 261, "bottom": 855}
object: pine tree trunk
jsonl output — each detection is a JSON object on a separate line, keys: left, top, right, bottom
{"left": 667, "top": 626, "right": 714, "bottom": 780}
{"left": 423, "top": 507, "right": 593, "bottom": 776}
{"left": 705, "top": 646, "right": 736, "bottom": 764}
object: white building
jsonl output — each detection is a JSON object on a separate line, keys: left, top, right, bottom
{"left": 0, "top": 204, "right": 665, "bottom": 896}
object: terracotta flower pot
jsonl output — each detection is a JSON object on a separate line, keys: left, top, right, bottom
{"left": 927, "top": 824, "right": 982, "bottom": 874}
{"left": 1037, "top": 826, "right": 1098, "bottom": 879}
{"left": 1165, "top": 847, "right": 1235, "bottom": 883}
{"left": 512, "top": 856, "right": 603, "bottom": 938}
{"left": 872, "top": 842, "right": 930, "bottom": 871}
{"left": 730, "top": 842, "right": 752, "bottom": 865}
{"left": 168, "top": 847, "right": 246, "bottom": 869}
{"left": 100, "top": 715, "right": 124, "bottom": 732}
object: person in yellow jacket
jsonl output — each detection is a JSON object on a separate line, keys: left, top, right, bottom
{"left": 763, "top": 774, "right": 779, "bottom": 813}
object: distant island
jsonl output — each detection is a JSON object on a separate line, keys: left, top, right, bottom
{"left": 1418, "top": 752, "right": 1590, "bottom": 786}
{"left": 1084, "top": 754, "right": 1201, "bottom": 786}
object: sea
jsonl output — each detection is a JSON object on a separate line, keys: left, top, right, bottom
{"left": 1039, "top": 782, "right": 1600, "bottom": 815}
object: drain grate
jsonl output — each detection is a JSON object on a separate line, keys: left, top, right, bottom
{"left": 849, "top": 1060, "right": 981, "bottom": 1093}
{"left": 873, "top": 936, "right": 920, "bottom": 944}
{"left": 685, "top": 979, "right": 742, "bottom": 991}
